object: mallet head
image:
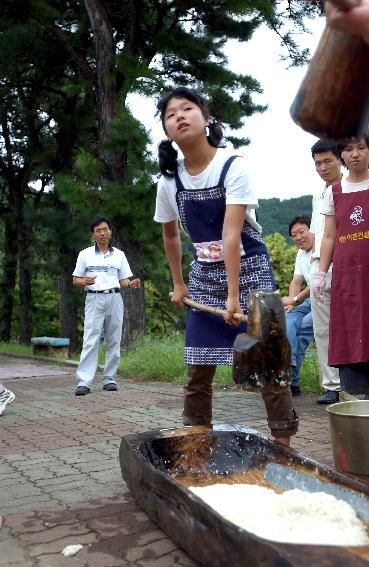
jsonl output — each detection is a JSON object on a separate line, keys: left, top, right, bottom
{"left": 233, "top": 291, "right": 291, "bottom": 391}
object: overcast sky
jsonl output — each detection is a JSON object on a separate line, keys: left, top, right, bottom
{"left": 224, "top": 17, "right": 326, "bottom": 200}
{"left": 128, "top": 15, "right": 327, "bottom": 201}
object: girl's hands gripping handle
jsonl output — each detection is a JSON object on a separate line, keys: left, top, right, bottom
{"left": 169, "top": 292, "right": 248, "bottom": 323}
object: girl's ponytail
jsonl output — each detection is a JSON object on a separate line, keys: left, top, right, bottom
{"left": 158, "top": 139, "right": 178, "bottom": 178}
{"left": 207, "top": 118, "right": 224, "bottom": 148}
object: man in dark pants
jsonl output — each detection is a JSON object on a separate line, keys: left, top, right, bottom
{"left": 73, "top": 216, "right": 140, "bottom": 395}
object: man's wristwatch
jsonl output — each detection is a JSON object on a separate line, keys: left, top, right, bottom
{"left": 293, "top": 295, "right": 299, "bottom": 304}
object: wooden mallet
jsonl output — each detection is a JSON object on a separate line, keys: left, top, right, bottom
{"left": 170, "top": 291, "right": 291, "bottom": 391}
{"left": 290, "top": 0, "right": 369, "bottom": 140}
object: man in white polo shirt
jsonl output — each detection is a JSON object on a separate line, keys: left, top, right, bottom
{"left": 72, "top": 216, "right": 140, "bottom": 396}
{"left": 310, "top": 139, "right": 341, "bottom": 404}
{"left": 282, "top": 216, "right": 315, "bottom": 397}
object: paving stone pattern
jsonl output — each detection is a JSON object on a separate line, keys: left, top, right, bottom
{"left": 0, "top": 363, "right": 70, "bottom": 380}
{"left": 0, "top": 355, "right": 335, "bottom": 566}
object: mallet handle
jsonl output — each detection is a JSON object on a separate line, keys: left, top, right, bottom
{"left": 169, "top": 293, "right": 248, "bottom": 323}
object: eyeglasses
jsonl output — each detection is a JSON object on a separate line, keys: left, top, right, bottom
{"left": 94, "top": 227, "right": 110, "bottom": 234}
{"left": 291, "top": 228, "right": 308, "bottom": 240}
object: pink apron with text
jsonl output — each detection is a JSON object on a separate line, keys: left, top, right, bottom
{"left": 329, "top": 181, "right": 369, "bottom": 366}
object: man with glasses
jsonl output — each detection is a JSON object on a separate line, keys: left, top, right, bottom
{"left": 72, "top": 216, "right": 140, "bottom": 396}
{"left": 282, "top": 217, "right": 315, "bottom": 396}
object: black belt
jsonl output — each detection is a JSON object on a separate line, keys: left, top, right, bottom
{"left": 87, "top": 288, "right": 120, "bottom": 294}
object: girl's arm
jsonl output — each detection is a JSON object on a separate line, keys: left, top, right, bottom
{"left": 162, "top": 220, "right": 188, "bottom": 307}
{"left": 222, "top": 204, "right": 247, "bottom": 325}
{"left": 320, "top": 215, "right": 337, "bottom": 272}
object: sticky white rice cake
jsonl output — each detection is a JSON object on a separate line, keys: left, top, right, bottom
{"left": 189, "top": 484, "right": 369, "bottom": 546}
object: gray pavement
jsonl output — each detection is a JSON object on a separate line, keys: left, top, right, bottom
{"left": 0, "top": 354, "right": 342, "bottom": 566}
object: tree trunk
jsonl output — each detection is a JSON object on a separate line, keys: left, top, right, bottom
{"left": 0, "top": 215, "right": 18, "bottom": 341}
{"left": 121, "top": 239, "right": 146, "bottom": 347}
{"left": 83, "top": 0, "right": 126, "bottom": 182}
{"left": 59, "top": 266, "right": 79, "bottom": 355}
{"left": 83, "top": 0, "right": 145, "bottom": 347}
{"left": 17, "top": 213, "right": 33, "bottom": 344}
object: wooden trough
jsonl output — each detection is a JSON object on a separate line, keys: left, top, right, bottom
{"left": 119, "top": 425, "right": 369, "bottom": 567}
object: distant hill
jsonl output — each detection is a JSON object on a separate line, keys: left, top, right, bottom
{"left": 257, "top": 195, "right": 313, "bottom": 241}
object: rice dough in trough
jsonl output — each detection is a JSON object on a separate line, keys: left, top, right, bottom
{"left": 189, "top": 484, "right": 369, "bottom": 546}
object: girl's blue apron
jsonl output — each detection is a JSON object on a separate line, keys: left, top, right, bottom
{"left": 175, "top": 155, "right": 275, "bottom": 366}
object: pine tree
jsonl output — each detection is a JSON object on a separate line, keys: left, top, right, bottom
{"left": 0, "top": 0, "right": 323, "bottom": 343}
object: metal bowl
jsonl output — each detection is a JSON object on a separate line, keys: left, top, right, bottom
{"left": 327, "top": 401, "right": 369, "bottom": 476}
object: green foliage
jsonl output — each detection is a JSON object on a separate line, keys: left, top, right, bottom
{"left": 119, "top": 333, "right": 242, "bottom": 387}
{"left": 264, "top": 233, "right": 296, "bottom": 296}
{"left": 0, "top": 335, "right": 321, "bottom": 395}
{"left": 258, "top": 195, "right": 313, "bottom": 241}
{"left": 0, "top": 0, "right": 324, "bottom": 343}
{"left": 120, "top": 333, "right": 187, "bottom": 383}
{"left": 144, "top": 281, "right": 185, "bottom": 334}
{"left": 56, "top": 104, "right": 157, "bottom": 245}
{"left": 104, "top": 106, "right": 150, "bottom": 155}
{"left": 31, "top": 274, "right": 60, "bottom": 337}
{"left": 74, "top": 151, "right": 102, "bottom": 184}
{"left": 300, "top": 344, "right": 321, "bottom": 394}
{"left": 0, "top": 342, "right": 33, "bottom": 356}
{"left": 142, "top": 228, "right": 194, "bottom": 334}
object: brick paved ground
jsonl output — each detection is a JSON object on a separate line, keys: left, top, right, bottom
{"left": 0, "top": 354, "right": 345, "bottom": 566}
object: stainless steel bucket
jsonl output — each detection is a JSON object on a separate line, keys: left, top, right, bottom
{"left": 327, "top": 401, "right": 369, "bottom": 476}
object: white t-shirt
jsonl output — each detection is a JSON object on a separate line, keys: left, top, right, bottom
{"left": 310, "top": 183, "right": 330, "bottom": 260}
{"left": 294, "top": 249, "right": 312, "bottom": 285}
{"left": 73, "top": 245, "right": 132, "bottom": 291}
{"left": 154, "top": 148, "right": 261, "bottom": 233}
{"left": 320, "top": 175, "right": 369, "bottom": 215}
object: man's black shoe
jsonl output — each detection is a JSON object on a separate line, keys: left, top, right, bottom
{"left": 290, "top": 385, "right": 301, "bottom": 396}
{"left": 75, "top": 386, "right": 90, "bottom": 396}
{"left": 316, "top": 390, "right": 339, "bottom": 404}
{"left": 103, "top": 383, "right": 118, "bottom": 392}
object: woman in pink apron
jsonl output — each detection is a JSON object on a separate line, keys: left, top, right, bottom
{"left": 314, "top": 136, "right": 369, "bottom": 397}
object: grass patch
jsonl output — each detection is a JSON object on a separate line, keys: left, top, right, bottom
{"left": 300, "top": 343, "right": 321, "bottom": 394}
{"left": 119, "top": 333, "right": 186, "bottom": 383}
{"left": 119, "top": 334, "right": 321, "bottom": 392}
{"left": 0, "top": 342, "right": 33, "bottom": 357}
{"left": 0, "top": 335, "right": 322, "bottom": 394}
{"left": 117, "top": 333, "right": 233, "bottom": 387}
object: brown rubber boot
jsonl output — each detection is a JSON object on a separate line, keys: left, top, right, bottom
{"left": 183, "top": 364, "right": 216, "bottom": 426}
{"left": 262, "top": 387, "right": 299, "bottom": 439}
